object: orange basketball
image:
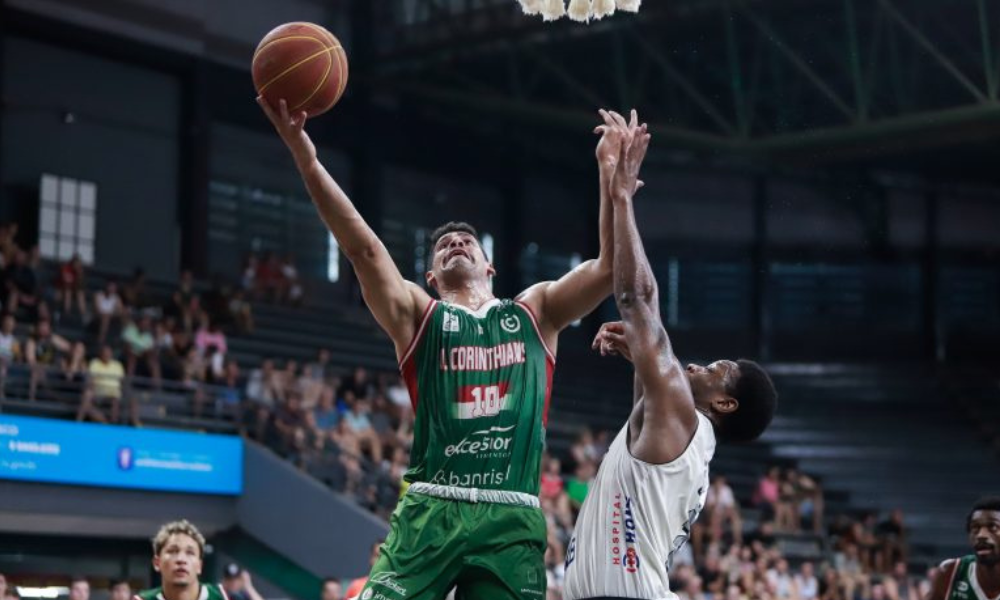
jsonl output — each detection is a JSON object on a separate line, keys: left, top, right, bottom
{"left": 252, "top": 22, "right": 348, "bottom": 118}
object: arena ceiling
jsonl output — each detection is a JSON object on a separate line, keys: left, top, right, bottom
{"left": 361, "top": 0, "right": 1000, "bottom": 169}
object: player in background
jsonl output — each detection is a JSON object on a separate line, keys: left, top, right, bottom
{"left": 925, "top": 498, "right": 1000, "bottom": 600}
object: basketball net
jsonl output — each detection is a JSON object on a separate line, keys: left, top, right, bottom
{"left": 517, "top": 0, "right": 641, "bottom": 22}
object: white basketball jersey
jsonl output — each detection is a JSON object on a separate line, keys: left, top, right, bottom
{"left": 563, "top": 412, "right": 716, "bottom": 600}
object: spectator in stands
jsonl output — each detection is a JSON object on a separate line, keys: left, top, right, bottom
{"left": 570, "top": 428, "right": 600, "bottom": 467}
{"left": 161, "top": 329, "right": 192, "bottom": 381}
{"left": 274, "top": 390, "right": 307, "bottom": 457}
{"left": 707, "top": 475, "right": 744, "bottom": 545}
{"left": 343, "top": 394, "right": 383, "bottom": 464}
{"left": 767, "top": 559, "right": 798, "bottom": 600}
{"left": 155, "top": 317, "right": 175, "bottom": 353}
{"left": 385, "top": 373, "right": 412, "bottom": 416}
{"left": 386, "top": 446, "right": 409, "bottom": 486}
{"left": 280, "top": 253, "right": 304, "bottom": 305}
{"left": 835, "top": 544, "right": 871, "bottom": 600}
{"left": 241, "top": 254, "right": 258, "bottom": 295}
{"left": 69, "top": 577, "right": 90, "bottom": 600}
{"left": 754, "top": 466, "right": 782, "bottom": 520}
{"left": 0, "top": 571, "right": 7, "bottom": 600}
{"left": 777, "top": 468, "right": 800, "bottom": 532}
{"left": 791, "top": 469, "right": 824, "bottom": 534}
{"left": 796, "top": 562, "right": 819, "bottom": 600}
{"left": 4, "top": 249, "right": 41, "bottom": 320}
{"left": 246, "top": 358, "right": 282, "bottom": 408}
{"left": 876, "top": 509, "right": 908, "bottom": 571}
{"left": 565, "top": 459, "right": 596, "bottom": 509}
{"left": 228, "top": 289, "right": 254, "bottom": 334}
{"left": 819, "top": 568, "right": 845, "bottom": 600}
{"left": 255, "top": 252, "right": 281, "bottom": 302}
{"left": 0, "top": 223, "right": 19, "bottom": 266}
{"left": 122, "top": 315, "right": 161, "bottom": 385}
{"left": 78, "top": 344, "right": 127, "bottom": 424}
{"left": 122, "top": 267, "right": 154, "bottom": 316}
{"left": 216, "top": 360, "right": 243, "bottom": 418}
{"left": 546, "top": 522, "right": 567, "bottom": 597}
{"left": 55, "top": 254, "right": 87, "bottom": 320}
{"left": 195, "top": 317, "right": 228, "bottom": 359}
{"left": 339, "top": 366, "right": 374, "bottom": 400}
{"left": 25, "top": 319, "right": 71, "bottom": 400}
{"left": 278, "top": 359, "right": 301, "bottom": 400}
{"left": 110, "top": 580, "right": 131, "bottom": 600}
{"left": 320, "top": 578, "right": 343, "bottom": 600}
{"left": 539, "top": 456, "right": 574, "bottom": 532}
{"left": 885, "top": 561, "right": 918, "bottom": 600}
{"left": 0, "top": 313, "right": 22, "bottom": 397}
{"left": 304, "top": 349, "right": 332, "bottom": 382}
{"left": 170, "top": 269, "right": 200, "bottom": 333}
{"left": 221, "top": 565, "right": 265, "bottom": 600}
{"left": 93, "top": 279, "right": 124, "bottom": 343}
{"left": 308, "top": 383, "right": 337, "bottom": 436}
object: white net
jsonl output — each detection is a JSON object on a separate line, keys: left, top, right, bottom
{"left": 517, "top": 0, "right": 641, "bottom": 22}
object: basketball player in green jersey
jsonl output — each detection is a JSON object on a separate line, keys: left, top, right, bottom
{"left": 133, "top": 520, "right": 228, "bottom": 600}
{"left": 259, "top": 97, "right": 646, "bottom": 598}
{"left": 926, "top": 498, "right": 1000, "bottom": 600}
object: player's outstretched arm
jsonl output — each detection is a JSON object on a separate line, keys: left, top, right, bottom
{"left": 258, "top": 97, "right": 429, "bottom": 357}
{"left": 610, "top": 126, "right": 699, "bottom": 464}
{"left": 924, "top": 560, "right": 958, "bottom": 600}
{"left": 518, "top": 110, "right": 642, "bottom": 349}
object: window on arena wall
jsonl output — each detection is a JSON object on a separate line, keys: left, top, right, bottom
{"left": 38, "top": 174, "right": 97, "bottom": 265}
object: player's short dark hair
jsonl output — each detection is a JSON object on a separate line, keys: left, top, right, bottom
{"left": 967, "top": 497, "right": 1000, "bottom": 530}
{"left": 427, "top": 222, "right": 481, "bottom": 266}
{"left": 716, "top": 359, "right": 777, "bottom": 443}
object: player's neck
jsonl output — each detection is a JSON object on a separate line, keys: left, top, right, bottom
{"left": 437, "top": 283, "right": 495, "bottom": 311}
{"left": 163, "top": 582, "right": 201, "bottom": 600}
{"left": 977, "top": 561, "right": 1000, "bottom": 597}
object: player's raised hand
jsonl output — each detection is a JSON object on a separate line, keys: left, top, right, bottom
{"left": 595, "top": 109, "right": 628, "bottom": 176}
{"left": 257, "top": 96, "right": 317, "bottom": 166}
{"left": 592, "top": 321, "right": 633, "bottom": 362}
{"left": 611, "top": 110, "right": 650, "bottom": 201}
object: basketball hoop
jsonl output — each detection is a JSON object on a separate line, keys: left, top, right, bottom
{"left": 517, "top": 0, "right": 641, "bottom": 22}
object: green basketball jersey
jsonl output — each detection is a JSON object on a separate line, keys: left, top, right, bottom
{"left": 947, "top": 555, "right": 997, "bottom": 600}
{"left": 399, "top": 298, "right": 555, "bottom": 496}
{"left": 134, "top": 583, "right": 227, "bottom": 600}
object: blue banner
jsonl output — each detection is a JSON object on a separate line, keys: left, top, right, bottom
{"left": 0, "top": 415, "right": 243, "bottom": 495}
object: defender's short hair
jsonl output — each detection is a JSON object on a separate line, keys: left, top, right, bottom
{"left": 716, "top": 359, "right": 778, "bottom": 443}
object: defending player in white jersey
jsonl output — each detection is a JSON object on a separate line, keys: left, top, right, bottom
{"left": 563, "top": 114, "right": 778, "bottom": 600}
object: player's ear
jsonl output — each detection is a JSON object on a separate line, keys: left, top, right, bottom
{"left": 486, "top": 262, "right": 496, "bottom": 278}
{"left": 153, "top": 555, "right": 161, "bottom": 573}
{"left": 425, "top": 270, "right": 437, "bottom": 291}
{"left": 713, "top": 395, "right": 739, "bottom": 415}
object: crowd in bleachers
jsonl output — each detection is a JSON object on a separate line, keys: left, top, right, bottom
{"left": 0, "top": 222, "right": 936, "bottom": 600}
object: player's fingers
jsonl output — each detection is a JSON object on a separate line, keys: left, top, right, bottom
{"left": 594, "top": 125, "right": 608, "bottom": 135}
{"left": 278, "top": 99, "right": 290, "bottom": 122}
{"left": 599, "top": 109, "right": 616, "bottom": 128}
{"left": 629, "top": 109, "right": 638, "bottom": 129}
{"left": 610, "top": 110, "right": 628, "bottom": 129}
{"left": 636, "top": 180, "right": 645, "bottom": 190}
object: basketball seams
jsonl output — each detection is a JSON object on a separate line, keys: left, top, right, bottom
{"left": 252, "top": 35, "right": 326, "bottom": 63}
{"left": 257, "top": 45, "right": 341, "bottom": 95}
{"left": 290, "top": 48, "right": 334, "bottom": 112}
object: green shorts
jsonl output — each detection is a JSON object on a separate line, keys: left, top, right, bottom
{"left": 359, "top": 490, "right": 547, "bottom": 600}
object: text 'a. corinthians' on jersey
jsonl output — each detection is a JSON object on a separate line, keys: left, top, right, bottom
{"left": 398, "top": 298, "right": 555, "bottom": 496}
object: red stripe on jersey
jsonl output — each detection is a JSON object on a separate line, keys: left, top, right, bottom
{"left": 514, "top": 300, "right": 556, "bottom": 363}
{"left": 543, "top": 353, "right": 554, "bottom": 427}
{"left": 398, "top": 299, "right": 437, "bottom": 367}
{"left": 398, "top": 299, "right": 436, "bottom": 412}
